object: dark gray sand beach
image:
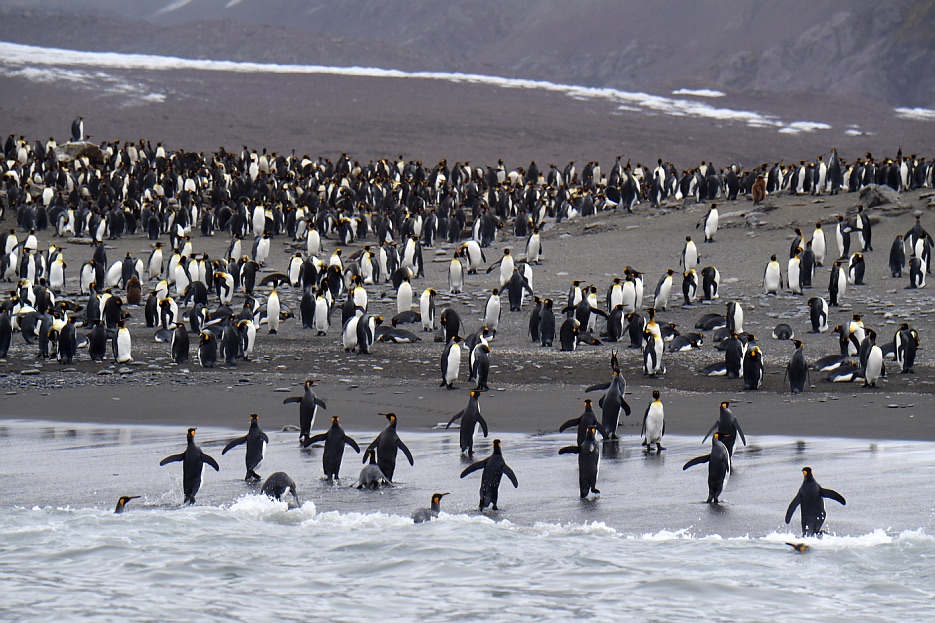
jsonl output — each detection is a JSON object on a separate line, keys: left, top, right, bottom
{"left": 1, "top": 186, "right": 932, "bottom": 442}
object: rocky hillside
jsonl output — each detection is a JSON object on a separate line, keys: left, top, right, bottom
{"left": 0, "top": 0, "right": 933, "bottom": 107}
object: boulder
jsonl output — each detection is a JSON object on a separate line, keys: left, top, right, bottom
{"left": 53, "top": 141, "right": 104, "bottom": 166}
{"left": 858, "top": 184, "right": 899, "bottom": 209}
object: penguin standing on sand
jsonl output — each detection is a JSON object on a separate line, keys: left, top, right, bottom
{"left": 446, "top": 390, "right": 489, "bottom": 455}
{"left": 159, "top": 428, "right": 220, "bottom": 505}
{"left": 764, "top": 254, "right": 783, "bottom": 294}
{"left": 785, "top": 340, "right": 809, "bottom": 394}
{"left": 847, "top": 253, "right": 865, "bottom": 285}
{"left": 558, "top": 426, "right": 602, "bottom": 499}
{"left": 302, "top": 416, "right": 360, "bottom": 483}
{"left": 440, "top": 335, "right": 463, "bottom": 389}
{"left": 785, "top": 466, "right": 846, "bottom": 537}
{"left": 828, "top": 261, "right": 846, "bottom": 306}
{"left": 641, "top": 390, "right": 666, "bottom": 453}
{"left": 697, "top": 204, "right": 719, "bottom": 242}
{"left": 363, "top": 412, "right": 414, "bottom": 482}
{"left": 681, "top": 236, "right": 699, "bottom": 271}
{"left": 811, "top": 222, "right": 826, "bottom": 266}
{"left": 653, "top": 269, "right": 675, "bottom": 311}
{"left": 702, "top": 402, "right": 746, "bottom": 456}
{"left": 895, "top": 323, "right": 919, "bottom": 374}
{"left": 742, "top": 345, "right": 764, "bottom": 390}
{"left": 538, "top": 299, "right": 555, "bottom": 347}
{"left": 683, "top": 432, "right": 731, "bottom": 504}
{"left": 890, "top": 235, "right": 906, "bottom": 277}
{"left": 807, "top": 297, "right": 829, "bottom": 333}
{"left": 282, "top": 379, "right": 327, "bottom": 445}
{"left": 460, "top": 439, "right": 519, "bottom": 512}
{"left": 221, "top": 413, "right": 269, "bottom": 481}
{"left": 412, "top": 492, "right": 449, "bottom": 523}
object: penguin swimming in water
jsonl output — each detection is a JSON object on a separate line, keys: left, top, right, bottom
{"left": 784, "top": 466, "right": 846, "bottom": 537}
{"left": 412, "top": 492, "right": 449, "bottom": 523}
{"left": 363, "top": 412, "right": 414, "bottom": 482}
{"left": 114, "top": 495, "right": 140, "bottom": 514}
{"left": 558, "top": 425, "right": 601, "bottom": 499}
{"left": 460, "top": 438, "right": 518, "bottom": 512}
{"left": 283, "top": 379, "right": 327, "bottom": 445}
{"left": 446, "top": 390, "right": 489, "bottom": 456}
{"left": 683, "top": 432, "right": 731, "bottom": 504}
{"left": 221, "top": 413, "right": 269, "bottom": 481}
{"left": 785, "top": 340, "right": 809, "bottom": 394}
{"left": 702, "top": 402, "right": 746, "bottom": 456}
{"left": 159, "top": 428, "right": 220, "bottom": 505}
{"left": 641, "top": 390, "right": 666, "bottom": 453}
{"left": 261, "top": 472, "right": 300, "bottom": 508}
{"left": 302, "top": 416, "right": 360, "bottom": 483}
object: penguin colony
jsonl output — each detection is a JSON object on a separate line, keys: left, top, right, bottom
{"left": 0, "top": 127, "right": 931, "bottom": 533}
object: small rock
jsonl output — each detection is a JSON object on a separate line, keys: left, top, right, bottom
{"left": 20, "top": 369, "right": 41, "bottom": 376}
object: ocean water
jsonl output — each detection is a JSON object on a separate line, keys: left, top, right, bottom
{"left": 1, "top": 420, "right": 933, "bottom": 622}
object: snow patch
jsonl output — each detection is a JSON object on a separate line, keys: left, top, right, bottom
{"left": 895, "top": 107, "right": 935, "bottom": 122}
{"left": 672, "top": 88, "right": 725, "bottom": 98}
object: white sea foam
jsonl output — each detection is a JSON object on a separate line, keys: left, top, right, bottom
{"left": 895, "top": 107, "right": 935, "bottom": 122}
{"left": 672, "top": 88, "right": 726, "bottom": 98}
{"left": 0, "top": 40, "right": 828, "bottom": 134}
{"left": 777, "top": 121, "right": 833, "bottom": 134}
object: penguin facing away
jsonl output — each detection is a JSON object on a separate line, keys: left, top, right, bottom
{"left": 460, "top": 438, "right": 519, "bottom": 511}
{"left": 159, "top": 427, "right": 220, "bottom": 505}
{"left": 682, "top": 432, "right": 731, "bottom": 504}
{"left": 363, "top": 412, "right": 414, "bottom": 482}
{"left": 221, "top": 413, "right": 269, "bottom": 481}
{"left": 302, "top": 416, "right": 360, "bottom": 483}
{"left": 558, "top": 425, "right": 602, "bottom": 499}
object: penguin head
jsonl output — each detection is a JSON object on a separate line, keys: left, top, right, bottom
{"left": 187, "top": 427, "right": 196, "bottom": 439}
{"left": 652, "top": 390, "right": 660, "bottom": 401}
{"left": 492, "top": 439, "right": 502, "bottom": 452}
{"left": 802, "top": 466, "right": 814, "bottom": 480}
{"left": 381, "top": 412, "right": 397, "bottom": 424}
{"left": 792, "top": 339, "right": 804, "bottom": 349}
{"left": 431, "top": 492, "right": 449, "bottom": 506}
{"left": 114, "top": 495, "right": 140, "bottom": 514}
{"left": 250, "top": 413, "right": 259, "bottom": 422}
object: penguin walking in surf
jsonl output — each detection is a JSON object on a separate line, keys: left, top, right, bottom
{"left": 362, "top": 412, "right": 414, "bottom": 483}
{"left": 302, "top": 416, "right": 360, "bottom": 483}
{"left": 558, "top": 426, "right": 602, "bottom": 499}
{"left": 702, "top": 402, "right": 746, "bottom": 456}
{"left": 641, "top": 390, "right": 666, "bottom": 453}
{"left": 282, "top": 379, "right": 327, "bottom": 445}
{"left": 683, "top": 432, "right": 731, "bottom": 505}
{"left": 159, "top": 427, "right": 220, "bottom": 505}
{"left": 584, "top": 356, "right": 631, "bottom": 439}
{"left": 221, "top": 413, "right": 269, "bottom": 481}
{"left": 446, "top": 390, "right": 489, "bottom": 456}
{"left": 784, "top": 340, "right": 809, "bottom": 394}
{"left": 785, "top": 466, "right": 846, "bottom": 537}
{"left": 460, "top": 439, "right": 518, "bottom": 512}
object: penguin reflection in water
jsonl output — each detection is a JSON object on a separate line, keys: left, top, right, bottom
{"left": 159, "top": 428, "right": 220, "bottom": 505}
{"left": 460, "top": 439, "right": 518, "bottom": 511}
{"left": 785, "top": 466, "right": 846, "bottom": 537}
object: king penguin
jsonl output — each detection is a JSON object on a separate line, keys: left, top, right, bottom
{"left": 159, "top": 428, "right": 220, "bottom": 505}
{"left": 283, "top": 379, "right": 327, "bottom": 445}
{"left": 460, "top": 438, "right": 519, "bottom": 511}
{"left": 221, "top": 413, "right": 269, "bottom": 481}
{"left": 558, "top": 425, "right": 601, "bottom": 499}
{"left": 785, "top": 466, "right": 846, "bottom": 537}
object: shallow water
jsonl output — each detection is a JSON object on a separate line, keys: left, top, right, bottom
{"left": 1, "top": 420, "right": 933, "bottom": 622}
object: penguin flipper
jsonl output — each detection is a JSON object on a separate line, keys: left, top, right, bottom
{"left": 682, "top": 454, "right": 710, "bottom": 470}
{"left": 821, "top": 488, "right": 846, "bottom": 506}
{"left": 476, "top": 414, "right": 489, "bottom": 438}
{"left": 344, "top": 435, "right": 361, "bottom": 453}
{"left": 641, "top": 408, "right": 649, "bottom": 438}
{"left": 446, "top": 409, "right": 465, "bottom": 429}
{"left": 485, "top": 260, "right": 501, "bottom": 274}
{"left": 398, "top": 440, "right": 415, "bottom": 466}
{"left": 622, "top": 399, "right": 632, "bottom": 417}
{"left": 221, "top": 435, "right": 248, "bottom": 455}
{"left": 202, "top": 453, "right": 220, "bottom": 472}
{"left": 460, "top": 458, "right": 487, "bottom": 478}
{"left": 503, "top": 464, "right": 519, "bottom": 488}
{"left": 595, "top": 422, "right": 609, "bottom": 440}
{"left": 260, "top": 432, "right": 269, "bottom": 443}
{"left": 734, "top": 420, "right": 747, "bottom": 446}
{"left": 302, "top": 432, "right": 328, "bottom": 448}
{"left": 159, "top": 453, "right": 184, "bottom": 466}
{"left": 785, "top": 494, "right": 802, "bottom": 524}
{"left": 558, "top": 417, "right": 580, "bottom": 433}
{"left": 283, "top": 396, "right": 302, "bottom": 404}
{"left": 701, "top": 421, "right": 718, "bottom": 443}
{"left": 584, "top": 382, "right": 611, "bottom": 393}
{"left": 558, "top": 445, "right": 580, "bottom": 455}
{"left": 315, "top": 399, "right": 327, "bottom": 409}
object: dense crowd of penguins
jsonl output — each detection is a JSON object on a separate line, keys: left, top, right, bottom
{"left": 0, "top": 123, "right": 931, "bottom": 535}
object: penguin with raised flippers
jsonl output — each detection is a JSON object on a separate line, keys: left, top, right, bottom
{"left": 785, "top": 466, "right": 846, "bottom": 537}
{"left": 683, "top": 432, "right": 731, "bottom": 504}
{"left": 363, "top": 412, "right": 414, "bottom": 482}
{"left": 159, "top": 428, "right": 220, "bottom": 505}
{"left": 282, "top": 379, "right": 327, "bottom": 445}
{"left": 584, "top": 359, "right": 631, "bottom": 439}
{"left": 460, "top": 439, "right": 518, "bottom": 511}
{"left": 302, "top": 416, "right": 360, "bottom": 483}
{"left": 702, "top": 402, "right": 746, "bottom": 457}
{"left": 559, "top": 425, "right": 601, "bottom": 499}
{"left": 784, "top": 340, "right": 809, "bottom": 394}
{"left": 261, "top": 472, "right": 300, "bottom": 507}
{"left": 114, "top": 495, "right": 140, "bottom": 514}
{"left": 221, "top": 413, "right": 269, "bottom": 481}
{"left": 559, "top": 399, "right": 608, "bottom": 445}
{"left": 412, "top": 492, "right": 449, "bottom": 524}
{"left": 446, "top": 390, "right": 488, "bottom": 456}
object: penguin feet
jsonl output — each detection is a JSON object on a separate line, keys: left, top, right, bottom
{"left": 656, "top": 444, "right": 666, "bottom": 452}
